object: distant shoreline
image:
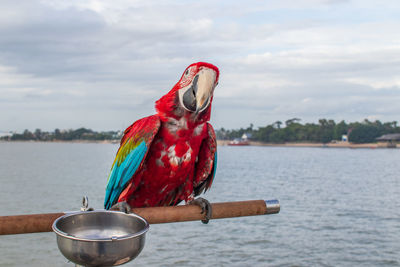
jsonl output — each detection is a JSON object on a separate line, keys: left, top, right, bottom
{"left": 1, "top": 139, "right": 398, "bottom": 149}
{"left": 0, "top": 140, "right": 119, "bottom": 144}
{"left": 217, "top": 140, "right": 398, "bottom": 149}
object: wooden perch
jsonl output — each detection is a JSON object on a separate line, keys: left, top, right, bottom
{"left": 0, "top": 199, "right": 279, "bottom": 235}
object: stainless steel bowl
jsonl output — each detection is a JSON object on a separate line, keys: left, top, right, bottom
{"left": 52, "top": 210, "right": 149, "bottom": 267}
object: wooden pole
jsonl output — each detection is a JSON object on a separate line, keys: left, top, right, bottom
{"left": 0, "top": 199, "right": 279, "bottom": 235}
{"left": 0, "top": 213, "right": 64, "bottom": 235}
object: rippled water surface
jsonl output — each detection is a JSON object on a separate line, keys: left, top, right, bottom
{"left": 0, "top": 142, "right": 399, "bottom": 266}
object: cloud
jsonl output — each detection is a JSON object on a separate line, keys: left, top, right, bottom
{"left": 0, "top": 0, "right": 400, "bottom": 131}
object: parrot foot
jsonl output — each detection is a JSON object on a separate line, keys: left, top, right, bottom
{"left": 189, "top": 197, "right": 212, "bottom": 224}
{"left": 111, "top": 201, "right": 132, "bottom": 214}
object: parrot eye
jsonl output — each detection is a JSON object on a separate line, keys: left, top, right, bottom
{"left": 185, "top": 69, "right": 189, "bottom": 76}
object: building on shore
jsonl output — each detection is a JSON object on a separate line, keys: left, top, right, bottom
{"left": 376, "top": 133, "right": 400, "bottom": 148}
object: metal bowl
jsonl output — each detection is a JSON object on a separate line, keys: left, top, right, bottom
{"left": 52, "top": 210, "right": 149, "bottom": 267}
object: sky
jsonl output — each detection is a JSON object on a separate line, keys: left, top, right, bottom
{"left": 1, "top": 0, "right": 400, "bottom": 132}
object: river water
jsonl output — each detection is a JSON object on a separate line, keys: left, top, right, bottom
{"left": 0, "top": 142, "right": 399, "bottom": 266}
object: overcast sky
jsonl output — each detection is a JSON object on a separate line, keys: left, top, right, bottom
{"left": 1, "top": 0, "right": 400, "bottom": 132}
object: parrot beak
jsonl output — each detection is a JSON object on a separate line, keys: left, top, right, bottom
{"left": 195, "top": 67, "right": 216, "bottom": 113}
{"left": 181, "top": 67, "right": 217, "bottom": 113}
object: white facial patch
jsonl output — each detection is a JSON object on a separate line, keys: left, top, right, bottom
{"left": 178, "top": 67, "right": 217, "bottom": 113}
{"left": 178, "top": 84, "right": 193, "bottom": 112}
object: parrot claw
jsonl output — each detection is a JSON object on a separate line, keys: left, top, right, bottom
{"left": 189, "top": 197, "right": 212, "bottom": 224}
{"left": 111, "top": 201, "right": 132, "bottom": 214}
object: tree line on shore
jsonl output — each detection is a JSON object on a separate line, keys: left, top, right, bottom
{"left": 216, "top": 119, "right": 400, "bottom": 144}
{"left": 1, "top": 118, "right": 399, "bottom": 144}
{"left": 1, "top": 128, "right": 122, "bottom": 141}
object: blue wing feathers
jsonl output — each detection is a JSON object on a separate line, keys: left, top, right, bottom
{"left": 120, "top": 142, "right": 146, "bottom": 187}
{"left": 104, "top": 141, "right": 147, "bottom": 209}
{"left": 104, "top": 115, "right": 161, "bottom": 210}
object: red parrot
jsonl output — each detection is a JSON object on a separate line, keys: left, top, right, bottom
{"left": 104, "top": 62, "right": 219, "bottom": 222}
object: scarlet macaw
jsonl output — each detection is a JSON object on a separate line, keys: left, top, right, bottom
{"left": 104, "top": 62, "right": 219, "bottom": 222}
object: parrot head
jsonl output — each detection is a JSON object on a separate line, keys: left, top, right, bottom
{"left": 155, "top": 62, "right": 219, "bottom": 125}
